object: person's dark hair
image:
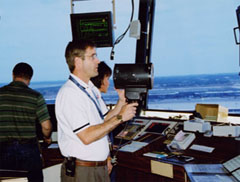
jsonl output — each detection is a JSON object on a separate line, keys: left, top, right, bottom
{"left": 65, "top": 40, "right": 96, "bottom": 73}
{"left": 91, "top": 61, "right": 112, "bottom": 88}
{"left": 12, "top": 62, "right": 33, "bottom": 80}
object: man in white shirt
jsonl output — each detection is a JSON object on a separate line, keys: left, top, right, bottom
{"left": 55, "top": 40, "right": 138, "bottom": 182}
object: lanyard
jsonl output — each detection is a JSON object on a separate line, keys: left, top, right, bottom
{"left": 69, "top": 75, "right": 104, "bottom": 120}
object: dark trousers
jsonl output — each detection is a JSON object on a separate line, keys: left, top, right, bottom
{"left": 0, "top": 141, "right": 43, "bottom": 182}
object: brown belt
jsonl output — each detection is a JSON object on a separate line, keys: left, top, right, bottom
{"left": 75, "top": 159, "right": 107, "bottom": 167}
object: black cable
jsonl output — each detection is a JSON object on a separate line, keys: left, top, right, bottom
{"left": 112, "top": 121, "right": 130, "bottom": 156}
{"left": 112, "top": 119, "right": 137, "bottom": 165}
{"left": 237, "top": 26, "right": 240, "bottom": 71}
{"left": 110, "top": 0, "right": 134, "bottom": 60}
{"left": 239, "top": 44, "right": 240, "bottom": 76}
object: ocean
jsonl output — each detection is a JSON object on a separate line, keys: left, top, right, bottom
{"left": 7, "top": 73, "right": 240, "bottom": 114}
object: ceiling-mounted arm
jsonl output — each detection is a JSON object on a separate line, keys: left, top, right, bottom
{"left": 71, "top": 0, "right": 90, "bottom": 14}
{"left": 70, "top": 0, "right": 74, "bottom": 14}
{"left": 132, "top": 0, "right": 155, "bottom": 111}
{"left": 111, "top": 0, "right": 116, "bottom": 26}
{"left": 70, "top": 0, "right": 116, "bottom": 23}
{"left": 135, "top": 0, "right": 155, "bottom": 64}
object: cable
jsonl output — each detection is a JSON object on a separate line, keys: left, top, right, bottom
{"left": 111, "top": 119, "right": 135, "bottom": 165}
{"left": 110, "top": 0, "right": 134, "bottom": 60}
{"left": 238, "top": 41, "right": 240, "bottom": 72}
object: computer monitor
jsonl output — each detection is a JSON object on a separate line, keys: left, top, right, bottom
{"left": 70, "top": 11, "right": 114, "bottom": 47}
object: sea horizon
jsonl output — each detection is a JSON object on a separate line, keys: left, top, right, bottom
{"left": 1, "top": 72, "right": 240, "bottom": 114}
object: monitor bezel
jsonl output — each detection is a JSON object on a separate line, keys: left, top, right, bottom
{"left": 70, "top": 11, "right": 114, "bottom": 47}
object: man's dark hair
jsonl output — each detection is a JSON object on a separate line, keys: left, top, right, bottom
{"left": 65, "top": 40, "right": 96, "bottom": 73}
{"left": 13, "top": 62, "right": 33, "bottom": 80}
{"left": 91, "top": 61, "right": 112, "bottom": 88}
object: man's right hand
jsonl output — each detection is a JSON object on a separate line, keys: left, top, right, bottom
{"left": 120, "top": 102, "right": 138, "bottom": 122}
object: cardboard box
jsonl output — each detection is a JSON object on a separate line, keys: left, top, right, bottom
{"left": 195, "top": 104, "right": 228, "bottom": 122}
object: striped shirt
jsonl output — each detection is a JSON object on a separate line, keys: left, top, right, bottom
{"left": 0, "top": 81, "right": 50, "bottom": 142}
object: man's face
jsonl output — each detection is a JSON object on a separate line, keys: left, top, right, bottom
{"left": 81, "top": 47, "right": 100, "bottom": 78}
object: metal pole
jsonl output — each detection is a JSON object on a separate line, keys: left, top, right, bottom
{"left": 71, "top": 0, "right": 74, "bottom": 14}
{"left": 135, "top": 0, "right": 155, "bottom": 64}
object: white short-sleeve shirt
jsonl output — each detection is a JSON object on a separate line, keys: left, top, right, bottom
{"left": 55, "top": 74, "right": 109, "bottom": 161}
{"left": 92, "top": 86, "right": 108, "bottom": 117}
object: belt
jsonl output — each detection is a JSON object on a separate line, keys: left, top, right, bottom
{"left": 75, "top": 159, "right": 107, "bottom": 167}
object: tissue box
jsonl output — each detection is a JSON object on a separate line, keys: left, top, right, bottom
{"left": 195, "top": 104, "right": 228, "bottom": 122}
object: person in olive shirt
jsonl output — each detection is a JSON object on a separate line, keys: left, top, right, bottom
{"left": 0, "top": 62, "right": 52, "bottom": 182}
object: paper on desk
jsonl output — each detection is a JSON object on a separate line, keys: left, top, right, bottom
{"left": 190, "top": 144, "right": 215, "bottom": 153}
{"left": 184, "top": 164, "right": 238, "bottom": 182}
{"left": 184, "top": 164, "right": 226, "bottom": 173}
{"left": 48, "top": 143, "right": 59, "bottom": 149}
{"left": 232, "top": 169, "right": 240, "bottom": 181}
{"left": 0, "top": 178, "right": 28, "bottom": 182}
{"left": 187, "top": 174, "right": 237, "bottom": 182}
{"left": 119, "top": 141, "right": 148, "bottom": 152}
{"left": 223, "top": 155, "right": 240, "bottom": 172}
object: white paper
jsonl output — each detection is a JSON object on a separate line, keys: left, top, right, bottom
{"left": 184, "top": 164, "right": 226, "bottom": 174}
{"left": 188, "top": 174, "right": 237, "bottom": 182}
{"left": 232, "top": 169, "right": 240, "bottom": 181}
{"left": 190, "top": 144, "right": 214, "bottom": 153}
{"left": 48, "top": 143, "right": 59, "bottom": 149}
{"left": 223, "top": 155, "right": 240, "bottom": 172}
{"left": 119, "top": 141, "right": 148, "bottom": 152}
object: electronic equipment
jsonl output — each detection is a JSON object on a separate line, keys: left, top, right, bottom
{"left": 115, "top": 117, "right": 177, "bottom": 141}
{"left": 115, "top": 118, "right": 150, "bottom": 141}
{"left": 134, "top": 119, "right": 177, "bottom": 139}
{"left": 129, "top": 20, "right": 141, "bottom": 39}
{"left": 115, "top": 123, "right": 146, "bottom": 141}
{"left": 65, "top": 157, "right": 76, "bottom": 177}
{"left": 113, "top": 63, "right": 154, "bottom": 115}
{"left": 213, "top": 126, "right": 240, "bottom": 137}
{"left": 184, "top": 119, "right": 211, "bottom": 133}
{"left": 113, "top": 63, "right": 153, "bottom": 89}
{"left": 168, "top": 130, "right": 196, "bottom": 150}
{"left": 70, "top": 11, "right": 114, "bottom": 47}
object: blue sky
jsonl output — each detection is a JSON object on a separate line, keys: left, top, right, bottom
{"left": 0, "top": 0, "right": 239, "bottom": 83}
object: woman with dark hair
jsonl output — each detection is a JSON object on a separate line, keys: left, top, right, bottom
{"left": 91, "top": 61, "right": 112, "bottom": 93}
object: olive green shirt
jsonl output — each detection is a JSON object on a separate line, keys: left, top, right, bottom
{"left": 0, "top": 81, "right": 50, "bottom": 142}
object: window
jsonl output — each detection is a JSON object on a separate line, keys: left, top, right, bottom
{"left": 0, "top": 0, "right": 239, "bottom": 114}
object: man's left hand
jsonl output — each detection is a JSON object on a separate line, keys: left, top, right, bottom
{"left": 107, "top": 157, "right": 113, "bottom": 174}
